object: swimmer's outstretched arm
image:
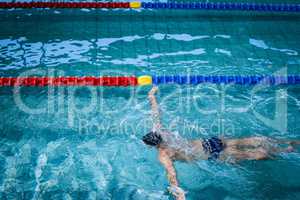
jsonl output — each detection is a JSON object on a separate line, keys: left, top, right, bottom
{"left": 148, "top": 86, "right": 163, "bottom": 131}
{"left": 159, "top": 149, "right": 186, "bottom": 200}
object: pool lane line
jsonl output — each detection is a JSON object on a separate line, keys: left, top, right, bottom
{"left": 141, "top": 2, "right": 300, "bottom": 12}
{"left": 0, "top": 75, "right": 299, "bottom": 87}
{"left": 0, "top": 2, "right": 131, "bottom": 9}
{"left": 0, "top": 2, "right": 299, "bottom": 12}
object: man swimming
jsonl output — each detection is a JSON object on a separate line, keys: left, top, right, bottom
{"left": 142, "top": 86, "right": 300, "bottom": 200}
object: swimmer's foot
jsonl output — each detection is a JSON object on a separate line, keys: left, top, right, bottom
{"left": 288, "top": 141, "right": 300, "bottom": 152}
{"left": 286, "top": 145, "right": 294, "bottom": 153}
{"left": 290, "top": 141, "right": 300, "bottom": 146}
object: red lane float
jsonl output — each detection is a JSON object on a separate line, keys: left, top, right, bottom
{"left": 0, "top": 2, "right": 131, "bottom": 9}
{"left": 0, "top": 77, "right": 138, "bottom": 87}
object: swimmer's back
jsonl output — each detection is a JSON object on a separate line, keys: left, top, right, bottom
{"left": 158, "top": 131, "right": 207, "bottom": 161}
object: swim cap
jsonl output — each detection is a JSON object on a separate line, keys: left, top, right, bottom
{"left": 142, "top": 131, "right": 162, "bottom": 146}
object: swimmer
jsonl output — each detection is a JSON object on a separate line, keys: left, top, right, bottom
{"left": 142, "top": 86, "right": 300, "bottom": 200}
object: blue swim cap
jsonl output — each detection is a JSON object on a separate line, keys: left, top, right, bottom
{"left": 142, "top": 131, "right": 162, "bottom": 146}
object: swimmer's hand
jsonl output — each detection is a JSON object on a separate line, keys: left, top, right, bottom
{"left": 148, "top": 86, "right": 158, "bottom": 96}
{"left": 168, "top": 185, "right": 186, "bottom": 200}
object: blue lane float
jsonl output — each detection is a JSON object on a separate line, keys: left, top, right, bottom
{"left": 141, "top": 2, "right": 300, "bottom": 12}
{"left": 151, "top": 75, "right": 300, "bottom": 85}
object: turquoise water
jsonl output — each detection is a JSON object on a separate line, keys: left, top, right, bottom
{"left": 0, "top": 8, "right": 300, "bottom": 200}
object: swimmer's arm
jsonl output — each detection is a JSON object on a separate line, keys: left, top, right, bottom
{"left": 148, "top": 86, "right": 162, "bottom": 130}
{"left": 159, "top": 149, "right": 185, "bottom": 200}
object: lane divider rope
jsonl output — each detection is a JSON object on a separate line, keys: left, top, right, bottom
{"left": 0, "top": 75, "right": 299, "bottom": 87}
{"left": 141, "top": 2, "right": 300, "bottom": 12}
{"left": 0, "top": 77, "right": 137, "bottom": 86}
{"left": 0, "top": 2, "right": 131, "bottom": 9}
{"left": 0, "top": 2, "right": 299, "bottom": 12}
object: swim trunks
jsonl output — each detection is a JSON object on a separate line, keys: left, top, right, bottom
{"left": 202, "top": 137, "right": 225, "bottom": 159}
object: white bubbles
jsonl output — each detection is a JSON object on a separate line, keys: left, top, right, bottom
{"left": 249, "top": 38, "right": 298, "bottom": 56}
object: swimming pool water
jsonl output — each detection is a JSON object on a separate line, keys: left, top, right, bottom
{"left": 0, "top": 7, "right": 300, "bottom": 200}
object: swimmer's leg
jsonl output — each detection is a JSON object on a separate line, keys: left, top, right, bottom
{"left": 223, "top": 138, "right": 300, "bottom": 162}
{"left": 225, "top": 137, "right": 269, "bottom": 148}
{"left": 227, "top": 137, "right": 300, "bottom": 149}
{"left": 272, "top": 140, "right": 300, "bottom": 153}
{"left": 221, "top": 146, "right": 270, "bottom": 162}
